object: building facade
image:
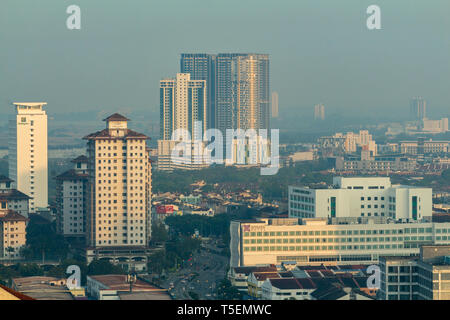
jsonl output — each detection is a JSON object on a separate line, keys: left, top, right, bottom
{"left": 9, "top": 102, "right": 48, "bottom": 213}
{"left": 289, "top": 177, "right": 432, "bottom": 220}
{"left": 0, "top": 210, "right": 28, "bottom": 260}
{"left": 230, "top": 217, "right": 450, "bottom": 267}
{"left": 56, "top": 156, "right": 88, "bottom": 237}
{"left": 0, "top": 176, "right": 30, "bottom": 218}
{"left": 83, "top": 114, "right": 152, "bottom": 269}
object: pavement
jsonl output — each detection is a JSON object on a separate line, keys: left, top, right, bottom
{"left": 159, "top": 241, "right": 229, "bottom": 300}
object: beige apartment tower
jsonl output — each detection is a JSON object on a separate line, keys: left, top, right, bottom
{"left": 9, "top": 102, "right": 48, "bottom": 213}
{"left": 83, "top": 114, "right": 152, "bottom": 251}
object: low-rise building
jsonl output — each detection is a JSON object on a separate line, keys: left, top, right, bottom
{"left": 86, "top": 274, "right": 170, "bottom": 300}
{"left": 261, "top": 277, "right": 316, "bottom": 300}
{"left": 11, "top": 277, "right": 77, "bottom": 300}
{"left": 227, "top": 265, "right": 277, "bottom": 292}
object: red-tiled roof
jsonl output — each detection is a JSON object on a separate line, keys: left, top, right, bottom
{"left": 83, "top": 128, "right": 148, "bottom": 140}
{"left": 0, "top": 175, "right": 13, "bottom": 183}
{"left": 0, "top": 284, "right": 34, "bottom": 300}
{"left": 56, "top": 169, "right": 88, "bottom": 180}
{"left": 0, "top": 189, "right": 30, "bottom": 200}
{"left": 71, "top": 155, "right": 88, "bottom": 163}
{"left": 0, "top": 210, "right": 28, "bottom": 222}
{"left": 103, "top": 113, "right": 129, "bottom": 121}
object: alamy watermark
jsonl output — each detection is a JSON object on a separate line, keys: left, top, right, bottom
{"left": 167, "top": 122, "right": 280, "bottom": 176}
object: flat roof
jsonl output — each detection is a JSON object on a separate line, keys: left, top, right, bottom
{"left": 13, "top": 102, "right": 47, "bottom": 106}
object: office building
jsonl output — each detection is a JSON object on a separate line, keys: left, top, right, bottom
{"left": 380, "top": 245, "right": 450, "bottom": 300}
{"left": 271, "top": 92, "right": 279, "bottom": 118}
{"left": 333, "top": 153, "right": 417, "bottom": 173}
{"left": 399, "top": 139, "right": 449, "bottom": 154}
{"left": 288, "top": 177, "right": 431, "bottom": 220}
{"left": 9, "top": 102, "right": 48, "bottom": 213}
{"left": 56, "top": 156, "right": 88, "bottom": 237}
{"left": 317, "top": 130, "right": 377, "bottom": 157}
{"left": 229, "top": 217, "right": 450, "bottom": 267}
{"left": 83, "top": 113, "right": 152, "bottom": 271}
{"left": 314, "top": 104, "right": 325, "bottom": 121}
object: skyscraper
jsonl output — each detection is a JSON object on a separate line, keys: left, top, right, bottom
{"left": 271, "top": 92, "right": 279, "bottom": 118}
{"left": 181, "top": 53, "right": 270, "bottom": 133}
{"left": 160, "top": 73, "right": 207, "bottom": 140}
{"left": 314, "top": 104, "right": 325, "bottom": 120}
{"left": 83, "top": 114, "right": 152, "bottom": 251}
{"left": 231, "top": 54, "right": 270, "bottom": 130}
{"left": 180, "top": 54, "right": 215, "bottom": 129}
{"left": 410, "top": 97, "right": 426, "bottom": 121}
{"left": 159, "top": 73, "right": 208, "bottom": 170}
{"left": 9, "top": 102, "right": 48, "bottom": 213}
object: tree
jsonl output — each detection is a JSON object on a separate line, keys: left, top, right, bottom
{"left": 25, "top": 218, "right": 68, "bottom": 261}
{"left": 216, "top": 278, "right": 242, "bottom": 300}
{"left": 87, "top": 260, "right": 125, "bottom": 275}
{"left": 150, "top": 222, "right": 169, "bottom": 244}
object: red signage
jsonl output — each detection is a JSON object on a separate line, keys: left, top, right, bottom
{"left": 156, "top": 205, "right": 174, "bottom": 214}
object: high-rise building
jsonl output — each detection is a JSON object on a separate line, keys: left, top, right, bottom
{"left": 56, "top": 156, "right": 88, "bottom": 237}
{"left": 271, "top": 92, "right": 279, "bottom": 118}
{"left": 410, "top": 97, "right": 426, "bottom": 121}
{"left": 180, "top": 54, "right": 216, "bottom": 129}
{"left": 231, "top": 54, "right": 270, "bottom": 131}
{"left": 158, "top": 73, "right": 209, "bottom": 170}
{"left": 181, "top": 53, "right": 270, "bottom": 133}
{"left": 83, "top": 114, "right": 152, "bottom": 270}
{"left": 160, "top": 73, "right": 207, "bottom": 140}
{"left": 314, "top": 104, "right": 325, "bottom": 120}
{"left": 9, "top": 102, "right": 48, "bottom": 213}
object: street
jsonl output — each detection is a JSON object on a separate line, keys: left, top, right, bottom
{"left": 160, "top": 242, "right": 229, "bottom": 300}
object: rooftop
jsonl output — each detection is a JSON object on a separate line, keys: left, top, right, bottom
{"left": 88, "top": 275, "right": 162, "bottom": 292}
{"left": 0, "top": 210, "right": 28, "bottom": 222}
{"left": 71, "top": 155, "right": 88, "bottom": 163}
{"left": 103, "top": 113, "right": 130, "bottom": 122}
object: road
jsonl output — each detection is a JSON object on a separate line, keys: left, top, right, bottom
{"left": 160, "top": 242, "right": 229, "bottom": 300}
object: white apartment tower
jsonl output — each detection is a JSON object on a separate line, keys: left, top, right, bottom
{"left": 9, "top": 102, "right": 48, "bottom": 213}
{"left": 84, "top": 114, "right": 152, "bottom": 249}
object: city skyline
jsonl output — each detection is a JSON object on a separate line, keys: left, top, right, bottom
{"left": 1, "top": 0, "right": 450, "bottom": 117}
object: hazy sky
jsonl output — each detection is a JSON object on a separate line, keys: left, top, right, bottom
{"left": 1, "top": 0, "right": 449, "bottom": 118}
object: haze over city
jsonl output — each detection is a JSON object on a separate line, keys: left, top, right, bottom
{"left": 1, "top": 0, "right": 450, "bottom": 120}
{"left": 1, "top": 0, "right": 450, "bottom": 305}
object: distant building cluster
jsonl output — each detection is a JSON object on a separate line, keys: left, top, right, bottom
{"left": 157, "top": 53, "right": 271, "bottom": 170}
